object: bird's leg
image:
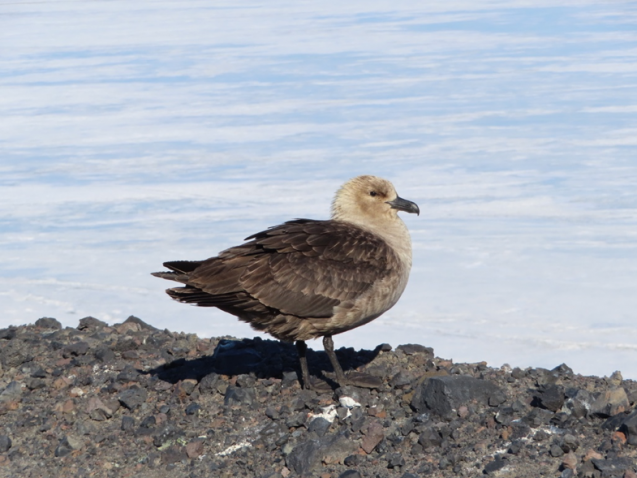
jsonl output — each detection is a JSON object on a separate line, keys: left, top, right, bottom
{"left": 323, "top": 335, "right": 347, "bottom": 386}
{"left": 295, "top": 340, "right": 312, "bottom": 389}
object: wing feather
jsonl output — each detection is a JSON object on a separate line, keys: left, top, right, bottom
{"left": 162, "top": 219, "right": 397, "bottom": 320}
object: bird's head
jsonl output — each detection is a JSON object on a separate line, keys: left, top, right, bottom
{"left": 331, "top": 175, "right": 419, "bottom": 225}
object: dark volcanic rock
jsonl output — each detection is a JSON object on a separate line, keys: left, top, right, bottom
{"left": 411, "top": 375, "right": 506, "bottom": 418}
{"left": 534, "top": 384, "right": 565, "bottom": 412}
{"left": 0, "top": 435, "right": 11, "bottom": 452}
{"left": 118, "top": 386, "right": 148, "bottom": 410}
{"left": 1, "top": 318, "right": 637, "bottom": 478}
{"left": 34, "top": 317, "right": 62, "bottom": 330}
{"left": 77, "top": 316, "right": 108, "bottom": 330}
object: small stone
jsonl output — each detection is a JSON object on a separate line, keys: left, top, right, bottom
{"left": 185, "top": 439, "right": 204, "bottom": 458}
{"left": 161, "top": 444, "right": 187, "bottom": 465}
{"left": 121, "top": 416, "right": 135, "bottom": 431}
{"left": 418, "top": 427, "right": 442, "bottom": 449}
{"left": 338, "top": 471, "right": 361, "bottom": 478}
{"left": 361, "top": 420, "right": 384, "bottom": 454}
{"left": 118, "top": 386, "right": 148, "bottom": 410}
{"left": 308, "top": 417, "right": 331, "bottom": 437}
{"left": 386, "top": 452, "right": 405, "bottom": 468}
{"left": 198, "top": 373, "right": 220, "bottom": 394}
{"left": 583, "top": 449, "right": 604, "bottom": 461}
{"left": 0, "top": 381, "right": 23, "bottom": 402}
{"left": 224, "top": 385, "right": 256, "bottom": 406}
{"left": 94, "top": 347, "right": 115, "bottom": 363}
{"left": 0, "top": 435, "right": 11, "bottom": 453}
{"left": 549, "top": 444, "right": 564, "bottom": 457}
{"left": 62, "top": 342, "right": 89, "bottom": 358}
{"left": 185, "top": 403, "right": 201, "bottom": 415}
{"left": 483, "top": 456, "right": 507, "bottom": 474}
{"left": 562, "top": 451, "right": 578, "bottom": 470}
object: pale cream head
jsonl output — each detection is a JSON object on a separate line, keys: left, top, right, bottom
{"left": 330, "top": 175, "right": 419, "bottom": 224}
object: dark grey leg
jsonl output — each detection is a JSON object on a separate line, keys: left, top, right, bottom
{"left": 323, "top": 335, "right": 347, "bottom": 385}
{"left": 295, "top": 340, "right": 311, "bottom": 389}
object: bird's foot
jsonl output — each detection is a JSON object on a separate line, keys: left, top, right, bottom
{"left": 303, "top": 376, "right": 333, "bottom": 393}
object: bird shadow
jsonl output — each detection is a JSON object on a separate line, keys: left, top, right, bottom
{"left": 143, "top": 337, "right": 382, "bottom": 389}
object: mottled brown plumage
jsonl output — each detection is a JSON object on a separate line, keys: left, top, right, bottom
{"left": 152, "top": 175, "right": 419, "bottom": 388}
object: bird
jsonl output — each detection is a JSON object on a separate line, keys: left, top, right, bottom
{"left": 152, "top": 175, "right": 419, "bottom": 389}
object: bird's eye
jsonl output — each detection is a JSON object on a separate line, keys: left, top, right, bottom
{"left": 369, "top": 191, "right": 377, "bottom": 197}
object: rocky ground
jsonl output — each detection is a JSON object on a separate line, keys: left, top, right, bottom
{"left": 1, "top": 316, "right": 637, "bottom": 478}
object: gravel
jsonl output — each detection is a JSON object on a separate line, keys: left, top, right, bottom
{"left": 1, "top": 316, "right": 637, "bottom": 477}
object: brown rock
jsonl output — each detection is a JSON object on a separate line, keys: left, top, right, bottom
{"left": 62, "top": 399, "right": 75, "bottom": 413}
{"left": 583, "top": 449, "right": 604, "bottom": 461}
{"left": 185, "top": 439, "right": 204, "bottom": 459}
{"left": 361, "top": 420, "right": 384, "bottom": 454}
{"left": 562, "top": 451, "right": 578, "bottom": 470}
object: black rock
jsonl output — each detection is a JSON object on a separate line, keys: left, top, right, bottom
{"left": 121, "top": 416, "right": 135, "bottom": 432}
{"left": 307, "top": 417, "right": 331, "bottom": 437}
{"left": 508, "top": 439, "right": 524, "bottom": 455}
{"left": 285, "top": 412, "right": 307, "bottom": 429}
{"left": 411, "top": 375, "right": 506, "bottom": 418}
{"left": 286, "top": 433, "right": 353, "bottom": 476}
{"left": 118, "top": 386, "right": 148, "bottom": 410}
{"left": 35, "top": 318, "right": 62, "bottom": 330}
{"left": 534, "top": 384, "right": 565, "bottom": 412}
{"left": 417, "top": 427, "right": 442, "bottom": 449}
{"left": 549, "top": 444, "right": 564, "bottom": 457}
{"left": 78, "top": 316, "right": 108, "bottom": 330}
{"left": 338, "top": 471, "right": 362, "bottom": 478}
{"left": 185, "top": 403, "right": 201, "bottom": 415}
{"left": 564, "top": 388, "right": 592, "bottom": 418}
{"left": 618, "top": 410, "right": 637, "bottom": 441}
{"left": 94, "top": 347, "right": 115, "bottom": 363}
{"left": 386, "top": 452, "right": 405, "bottom": 468}
{"left": 117, "top": 365, "right": 141, "bottom": 383}
{"left": 62, "top": 341, "right": 90, "bottom": 358}
{"left": 140, "top": 415, "right": 156, "bottom": 428}
{"left": 0, "top": 381, "right": 23, "bottom": 402}
{"left": 396, "top": 344, "right": 434, "bottom": 357}
{"left": 483, "top": 456, "right": 507, "bottom": 474}
{"left": 281, "top": 371, "right": 299, "bottom": 388}
{"left": 153, "top": 424, "right": 185, "bottom": 448}
{"left": 560, "top": 434, "right": 580, "bottom": 453}
{"left": 523, "top": 408, "right": 554, "bottom": 428}
{"left": 0, "top": 342, "right": 33, "bottom": 368}
{"left": 0, "top": 435, "right": 11, "bottom": 452}
{"left": 0, "top": 327, "right": 18, "bottom": 340}
{"left": 198, "top": 372, "right": 220, "bottom": 394}
{"left": 54, "top": 443, "right": 72, "bottom": 458}
{"left": 591, "top": 456, "right": 633, "bottom": 473}
{"left": 224, "top": 385, "right": 256, "bottom": 406}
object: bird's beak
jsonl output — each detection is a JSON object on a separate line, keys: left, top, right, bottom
{"left": 387, "top": 196, "right": 420, "bottom": 216}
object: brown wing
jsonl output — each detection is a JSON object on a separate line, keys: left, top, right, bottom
{"left": 167, "top": 219, "right": 396, "bottom": 319}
